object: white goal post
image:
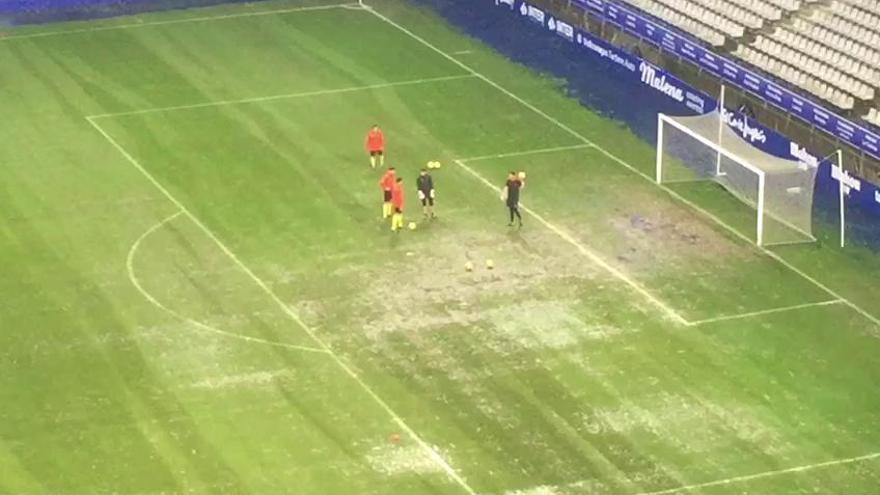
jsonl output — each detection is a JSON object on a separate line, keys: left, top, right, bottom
{"left": 656, "top": 110, "right": 819, "bottom": 247}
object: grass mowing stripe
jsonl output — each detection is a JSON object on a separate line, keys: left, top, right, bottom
{"left": 454, "top": 158, "right": 689, "bottom": 326}
{"left": 88, "top": 74, "right": 477, "bottom": 118}
{"left": 685, "top": 299, "right": 845, "bottom": 326}
{"left": 87, "top": 116, "right": 480, "bottom": 495}
{"left": 363, "top": 2, "right": 880, "bottom": 331}
{"left": 126, "top": 211, "right": 330, "bottom": 354}
{"left": 0, "top": 2, "right": 361, "bottom": 41}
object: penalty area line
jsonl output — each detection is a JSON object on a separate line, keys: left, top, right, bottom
{"left": 685, "top": 299, "right": 845, "bottom": 326}
{"left": 453, "top": 158, "right": 688, "bottom": 326}
{"left": 89, "top": 116, "right": 478, "bottom": 495}
{"left": 457, "top": 143, "right": 594, "bottom": 163}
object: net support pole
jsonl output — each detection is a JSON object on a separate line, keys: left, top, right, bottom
{"left": 756, "top": 172, "right": 765, "bottom": 246}
{"left": 838, "top": 149, "right": 846, "bottom": 248}
{"left": 656, "top": 113, "right": 664, "bottom": 183}
{"left": 715, "top": 85, "right": 726, "bottom": 177}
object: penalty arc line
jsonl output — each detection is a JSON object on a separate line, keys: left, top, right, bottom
{"left": 0, "top": 2, "right": 361, "bottom": 42}
{"left": 454, "top": 159, "right": 689, "bottom": 326}
{"left": 127, "top": 211, "right": 329, "bottom": 354}
{"left": 362, "top": 3, "right": 880, "bottom": 331}
{"left": 685, "top": 299, "right": 845, "bottom": 326}
{"left": 88, "top": 117, "right": 478, "bottom": 495}
{"left": 632, "top": 451, "right": 880, "bottom": 495}
{"left": 88, "top": 73, "right": 477, "bottom": 119}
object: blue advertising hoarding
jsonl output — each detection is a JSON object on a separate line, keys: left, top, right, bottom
{"left": 565, "top": 0, "right": 880, "bottom": 160}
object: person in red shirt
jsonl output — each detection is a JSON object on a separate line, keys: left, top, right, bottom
{"left": 379, "top": 166, "right": 396, "bottom": 219}
{"left": 365, "top": 124, "right": 385, "bottom": 169}
{"left": 390, "top": 177, "right": 405, "bottom": 232}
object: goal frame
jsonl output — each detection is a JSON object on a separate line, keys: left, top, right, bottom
{"left": 656, "top": 112, "right": 768, "bottom": 246}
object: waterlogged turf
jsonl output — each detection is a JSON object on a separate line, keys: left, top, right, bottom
{"left": 1, "top": 1, "right": 879, "bottom": 494}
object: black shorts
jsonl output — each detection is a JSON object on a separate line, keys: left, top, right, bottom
{"left": 394, "top": 207, "right": 402, "bottom": 214}
{"left": 384, "top": 190, "right": 392, "bottom": 202}
{"left": 370, "top": 150, "right": 384, "bottom": 157}
{"left": 507, "top": 201, "right": 519, "bottom": 210}
{"left": 419, "top": 190, "right": 434, "bottom": 206}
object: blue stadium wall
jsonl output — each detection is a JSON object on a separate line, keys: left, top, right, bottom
{"left": 411, "top": 0, "right": 880, "bottom": 250}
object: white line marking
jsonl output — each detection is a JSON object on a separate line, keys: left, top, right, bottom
{"left": 454, "top": 159, "right": 688, "bottom": 326}
{"left": 0, "top": 2, "right": 360, "bottom": 41}
{"left": 88, "top": 73, "right": 476, "bottom": 118}
{"left": 90, "top": 117, "right": 477, "bottom": 495}
{"left": 364, "top": 3, "right": 880, "bottom": 330}
{"left": 632, "top": 451, "right": 880, "bottom": 495}
{"left": 127, "top": 211, "right": 328, "bottom": 354}
{"left": 685, "top": 299, "right": 845, "bottom": 326}
{"left": 458, "top": 143, "right": 593, "bottom": 162}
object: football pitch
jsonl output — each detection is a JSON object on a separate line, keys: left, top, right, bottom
{"left": 2, "top": 0, "right": 880, "bottom": 493}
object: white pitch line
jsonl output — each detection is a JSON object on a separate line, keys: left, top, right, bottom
{"left": 88, "top": 73, "right": 476, "bottom": 118}
{"left": 632, "top": 451, "right": 880, "bottom": 495}
{"left": 0, "top": 2, "right": 360, "bottom": 42}
{"left": 363, "top": 3, "right": 880, "bottom": 331}
{"left": 686, "top": 299, "right": 845, "bottom": 326}
{"left": 127, "top": 211, "right": 328, "bottom": 354}
{"left": 89, "top": 117, "right": 478, "bottom": 495}
{"left": 458, "top": 143, "right": 594, "bottom": 162}
{"left": 454, "top": 159, "right": 688, "bottom": 326}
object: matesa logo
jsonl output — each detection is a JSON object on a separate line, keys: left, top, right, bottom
{"left": 832, "top": 165, "right": 862, "bottom": 191}
{"left": 791, "top": 143, "right": 819, "bottom": 169}
{"left": 638, "top": 62, "right": 684, "bottom": 103}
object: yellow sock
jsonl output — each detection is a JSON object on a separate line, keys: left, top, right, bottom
{"left": 370, "top": 156, "right": 376, "bottom": 168}
{"left": 382, "top": 203, "right": 390, "bottom": 218}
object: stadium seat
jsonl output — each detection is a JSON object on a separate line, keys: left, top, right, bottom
{"left": 621, "top": 0, "right": 880, "bottom": 120}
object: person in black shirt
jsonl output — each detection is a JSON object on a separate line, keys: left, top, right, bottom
{"left": 416, "top": 168, "right": 436, "bottom": 219}
{"left": 503, "top": 171, "right": 523, "bottom": 227}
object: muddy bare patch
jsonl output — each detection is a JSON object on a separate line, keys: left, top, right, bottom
{"left": 578, "top": 392, "right": 790, "bottom": 456}
{"left": 605, "top": 191, "right": 753, "bottom": 273}
{"left": 365, "top": 442, "right": 452, "bottom": 476}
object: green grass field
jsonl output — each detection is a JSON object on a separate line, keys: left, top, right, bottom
{"left": 2, "top": 1, "right": 880, "bottom": 493}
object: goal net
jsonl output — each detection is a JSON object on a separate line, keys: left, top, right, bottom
{"left": 656, "top": 111, "right": 818, "bottom": 246}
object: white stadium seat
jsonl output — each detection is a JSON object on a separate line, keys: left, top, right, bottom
{"left": 622, "top": 0, "right": 880, "bottom": 119}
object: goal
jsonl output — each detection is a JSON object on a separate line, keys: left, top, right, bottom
{"left": 656, "top": 110, "right": 818, "bottom": 247}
